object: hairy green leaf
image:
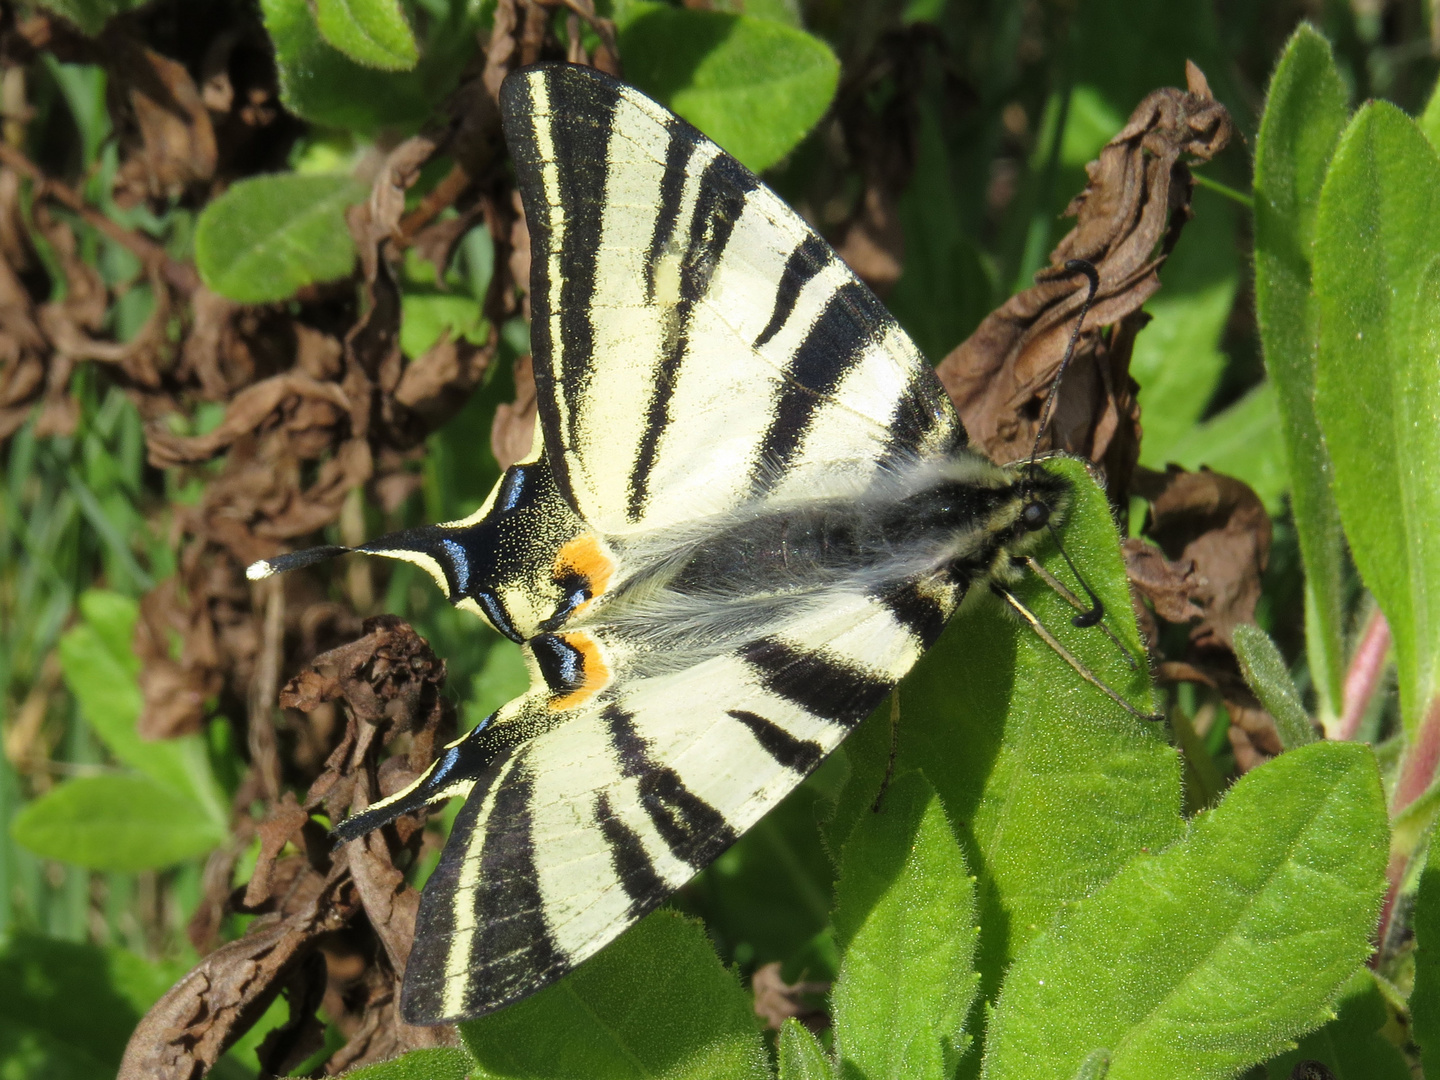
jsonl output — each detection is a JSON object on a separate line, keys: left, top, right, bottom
{"left": 260, "top": 0, "right": 473, "bottom": 130}
{"left": 340, "top": 1047, "right": 477, "bottom": 1079}
{"left": 0, "top": 933, "right": 181, "bottom": 1080}
{"left": 831, "top": 772, "right": 978, "bottom": 1080}
{"left": 1420, "top": 72, "right": 1440, "bottom": 150}
{"left": 196, "top": 173, "right": 367, "bottom": 303}
{"left": 1411, "top": 858, "right": 1440, "bottom": 1074}
{"left": 10, "top": 774, "right": 227, "bottom": 871}
{"left": 619, "top": 6, "right": 838, "bottom": 173}
{"left": 314, "top": 0, "right": 417, "bottom": 71}
{"left": 460, "top": 911, "right": 769, "bottom": 1079}
{"left": 1234, "top": 624, "right": 1317, "bottom": 748}
{"left": 1071, "top": 1049, "right": 1111, "bottom": 1080}
{"left": 981, "top": 740, "right": 1388, "bottom": 1080}
{"left": 826, "top": 460, "right": 1180, "bottom": 1051}
{"left": 1253, "top": 24, "right": 1351, "bottom": 721}
{"left": 1263, "top": 969, "right": 1408, "bottom": 1079}
{"left": 1314, "top": 102, "right": 1440, "bottom": 737}
{"left": 778, "top": 1020, "right": 834, "bottom": 1080}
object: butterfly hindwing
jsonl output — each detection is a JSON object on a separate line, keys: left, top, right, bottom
{"left": 400, "top": 579, "right": 960, "bottom": 1023}
{"left": 501, "top": 64, "right": 963, "bottom": 535}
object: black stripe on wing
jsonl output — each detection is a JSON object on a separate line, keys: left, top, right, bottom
{"left": 877, "top": 579, "right": 956, "bottom": 651}
{"left": 594, "top": 790, "right": 669, "bottom": 918}
{"left": 401, "top": 752, "right": 567, "bottom": 1024}
{"left": 754, "top": 280, "right": 884, "bottom": 479}
{"left": 603, "top": 704, "right": 737, "bottom": 868}
{"left": 626, "top": 152, "right": 760, "bottom": 522}
{"left": 754, "top": 233, "right": 830, "bottom": 348}
{"left": 501, "top": 67, "right": 615, "bottom": 513}
{"left": 740, "top": 636, "right": 892, "bottom": 729}
{"left": 643, "top": 118, "right": 694, "bottom": 303}
{"left": 880, "top": 366, "right": 968, "bottom": 470}
{"left": 726, "top": 708, "right": 825, "bottom": 774}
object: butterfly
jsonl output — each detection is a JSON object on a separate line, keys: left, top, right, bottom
{"left": 248, "top": 61, "right": 1148, "bottom": 1024}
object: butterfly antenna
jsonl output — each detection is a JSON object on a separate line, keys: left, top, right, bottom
{"left": 247, "top": 545, "right": 352, "bottom": 580}
{"left": 1025, "top": 258, "right": 1101, "bottom": 483}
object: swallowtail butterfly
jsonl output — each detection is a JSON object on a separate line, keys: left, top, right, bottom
{"left": 250, "top": 62, "right": 1142, "bottom": 1024}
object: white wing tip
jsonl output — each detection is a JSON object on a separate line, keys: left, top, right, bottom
{"left": 246, "top": 560, "right": 276, "bottom": 581}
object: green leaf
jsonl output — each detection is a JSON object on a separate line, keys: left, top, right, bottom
{"left": 196, "top": 173, "right": 367, "bottom": 303}
{"left": 58, "top": 596, "right": 225, "bottom": 823}
{"left": 10, "top": 774, "right": 227, "bottom": 871}
{"left": 314, "top": 0, "right": 418, "bottom": 71}
{"left": 1132, "top": 188, "right": 1240, "bottom": 467}
{"left": 1263, "top": 969, "right": 1408, "bottom": 1080}
{"left": 1419, "top": 72, "right": 1440, "bottom": 151}
{"left": 1253, "top": 25, "right": 1351, "bottom": 722}
{"left": 1234, "top": 624, "right": 1317, "bottom": 749}
{"left": 1313, "top": 101, "right": 1440, "bottom": 736}
{"left": 1071, "top": 1049, "right": 1111, "bottom": 1080}
{"left": 981, "top": 740, "right": 1389, "bottom": 1080}
{"left": 886, "top": 100, "right": 994, "bottom": 361}
{"left": 619, "top": 6, "right": 838, "bottom": 173}
{"left": 400, "top": 291, "right": 488, "bottom": 359}
{"left": 0, "top": 932, "right": 180, "bottom": 1079}
{"left": 1411, "top": 858, "right": 1440, "bottom": 1074}
{"left": 339, "top": 1047, "right": 477, "bottom": 1079}
{"left": 778, "top": 1019, "right": 833, "bottom": 1080}
{"left": 261, "top": 0, "right": 474, "bottom": 131}
{"left": 1159, "top": 382, "right": 1289, "bottom": 516}
{"left": 826, "top": 460, "right": 1182, "bottom": 1032}
{"left": 30, "top": 0, "right": 145, "bottom": 36}
{"left": 831, "top": 772, "right": 978, "bottom": 1080}
{"left": 77, "top": 589, "right": 141, "bottom": 666}
{"left": 460, "top": 911, "right": 769, "bottom": 1079}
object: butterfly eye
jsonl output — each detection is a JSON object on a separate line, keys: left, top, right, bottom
{"left": 1021, "top": 501, "right": 1050, "bottom": 532}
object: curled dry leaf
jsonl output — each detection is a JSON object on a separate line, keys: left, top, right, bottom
{"left": 492, "top": 353, "right": 539, "bottom": 469}
{"left": 752, "top": 961, "right": 830, "bottom": 1035}
{"left": 117, "top": 863, "right": 362, "bottom": 1080}
{"left": 103, "top": 29, "right": 218, "bottom": 206}
{"left": 1133, "top": 463, "right": 1271, "bottom": 652}
{"left": 1132, "top": 463, "right": 1279, "bottom": 770}
{"left": 0, "top": 169, "right": 47, "bottom": 438}
{"left": 119, "top": 619, "right": 456, "bottom": 1079}
{"left": 936, "top": 61, "right": 1233, "bottom": 498}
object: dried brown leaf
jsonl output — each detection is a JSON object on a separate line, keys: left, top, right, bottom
{"left": 118, "top": 864, "right": 360, "bottom": 1080}
{"left": 1134, "top": 464, "right": 1271, "bottom": 651}
{"left": 105, "top": 32, "right": 218, "bottom": 205}
{"left": 752, "top": 962, "right": 829, "bottom": 1035}
{"left": 935, "top": 62, "right": 1232, "bottom": 497}
{"left": 492, "top": 353, "right": 538, "bottom": 469}
{"left": 146, "top": 373, "right": 352, "bottom": 467}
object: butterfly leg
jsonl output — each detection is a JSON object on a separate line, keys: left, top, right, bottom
{"left": 332, "top": 711, "right": 514, "bottom": 842}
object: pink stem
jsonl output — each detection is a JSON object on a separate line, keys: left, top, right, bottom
{"left": 1375, "top": 694, "right": 1440, "bottom": 955}
{"left": 1391, "top": 694, "right": 1440, "bottom": 815}
{"left": 1334, "top": 611, "right": 1391, "bottom": 741}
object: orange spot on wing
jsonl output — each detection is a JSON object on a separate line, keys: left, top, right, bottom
{"left": 548, "top": 631, "right": 611, "bottom": 711}
{"left": 554, "top": 532, "right": 615, "bottom": 618}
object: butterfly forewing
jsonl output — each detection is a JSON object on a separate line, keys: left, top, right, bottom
{"left": 501, "top": 64, "right": 962, "bottom": 535}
